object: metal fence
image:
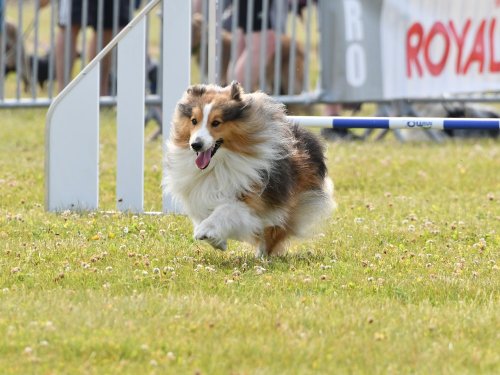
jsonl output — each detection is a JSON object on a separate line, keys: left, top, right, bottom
{"left": 0, "top": 0, "right": 162, "bottom": 107}
{"left": 192, "top": 0, "right": 316, "bottom": 101}
{"left": 1, "top": 0, "right": 499, "bottom": 110}
{"left": 0, "top": 0, "right": 319, "bottom": 109}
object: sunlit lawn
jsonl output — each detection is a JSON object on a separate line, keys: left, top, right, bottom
{"left": 1, "top": 2, "right": 499, "bottom": 374}
{"left": 0, "top": 107, "right": 499, "bottom": 374}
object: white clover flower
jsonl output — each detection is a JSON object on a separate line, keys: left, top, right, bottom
{"left": 166, "top": 352, "right": 176, "bottom": 361}
{"left": 254, "top": 266, "right": 266, "bottom": 275}
{"left": 194, "top": 264, "right": 204, "bottom": 272}
{"left": 23, "top": 347, "right": 33, "bottom": 355}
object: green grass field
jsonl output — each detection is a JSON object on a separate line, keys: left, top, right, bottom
{"left": 0, "top": 107, "right": 499, "bottom": 374}
{"left": 1, "top": 2, "right": 499, "bottom": 373}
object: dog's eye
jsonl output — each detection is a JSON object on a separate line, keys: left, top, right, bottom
{"left": 212, "top": 120, "right": 221, "bottom": 128}
{"left": 191, "top": 118, "right": 198, "bottom": 125}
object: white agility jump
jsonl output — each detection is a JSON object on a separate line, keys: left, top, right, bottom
{"left": 45, "top": 0, "right": 190, "bottom": 213}
{"left": 45, "top": 0, "right": 500, "bottom": 214}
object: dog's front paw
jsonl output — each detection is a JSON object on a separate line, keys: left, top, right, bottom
{"left": 194, "top": 222, "right": 227, "bottom": 251}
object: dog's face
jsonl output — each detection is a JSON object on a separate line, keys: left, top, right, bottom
{"left": 172, "top": 81, "right": 252, "bottom": 170}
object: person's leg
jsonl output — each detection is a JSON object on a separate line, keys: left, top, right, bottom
{"left": 56, "top": 0, "right": 83, "bottom": 92}
{"left": 88, "top": 0, "right": 130, "bottom": 96}
{"left": 55, "top": 24, "right": 80, "bottom": 92}
{"left": 192, "top": 0, "right": 202, "bottom": 14}
{"left": 233, "top": 30, "right": 275, "bottom": 91}
{"left": 226, "top": 28, "right": 245, "bottom": 84}
{"left": 232, "top": 0, "right": 277, "bottom": 90}
{"left": 88, "top": 29, "right": 113, "bottom": 95}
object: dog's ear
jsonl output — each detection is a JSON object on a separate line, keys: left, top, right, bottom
{"left": 187, "top": 84, "right": 206, "bottom": 97}
{"left": 229, "top": 80, "right": 243, "bottom": 101}
{"left": 177, "top": 102, "right": 192, "bottom": 118}
{"left": 222, "top": 97, "right": 252, "bottom": 122}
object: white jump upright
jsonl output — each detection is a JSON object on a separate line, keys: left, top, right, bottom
{"left": 45, "top": 0, "right": 190, "bottom": 213}
{"left": 45, "top": 65, "right": 100, "bottom": 211}
{"left": 117, "top": 17, "right": 146, "bottom": 213}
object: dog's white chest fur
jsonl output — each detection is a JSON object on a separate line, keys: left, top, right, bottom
{"left": 164, "top": 145, "right": 271, "bottom": 224}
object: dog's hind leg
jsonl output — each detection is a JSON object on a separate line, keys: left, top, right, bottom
{"left": 256, "top": 226, "right": 290, "bottom": 257}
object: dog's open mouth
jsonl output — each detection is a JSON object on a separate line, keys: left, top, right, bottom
{"left": 195, "top": 138, "right": 223, "bottom": 170}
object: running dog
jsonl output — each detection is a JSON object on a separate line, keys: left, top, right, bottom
{"left": 164, "top": 81, "right": 335, "bottom": 256}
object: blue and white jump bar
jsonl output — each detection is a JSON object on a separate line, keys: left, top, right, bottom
{"left": 288, "top": 116, "right": 500, "bottom": 130}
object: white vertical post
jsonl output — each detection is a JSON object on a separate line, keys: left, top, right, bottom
{"left": 45, "top": 64, "right": 100, "bottom": 211}
{"left": 162, "top": 0, "right": 191, "bottom": 213}
{"left": 207, "top": 0, "right": 217, "bottom": 83}
{"left": 116, "top": 17, "right": 146, "bottom": 213}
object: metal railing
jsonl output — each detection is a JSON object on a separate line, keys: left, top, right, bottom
{"left": 1, "top": 0, "right": 500, "bottom": 110}
{"left": 0, "top": 0, "right": 320, "bottom": 108}
{"left": 0, "top": 0, "right": 162, "bottom": 107}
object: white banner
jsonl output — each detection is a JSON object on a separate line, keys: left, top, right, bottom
{"left": 319, "top": 0, "right": 500, "bottom": 102}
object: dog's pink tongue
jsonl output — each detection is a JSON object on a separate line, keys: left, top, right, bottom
{"left": 195, "top": 150, "right": 212, "bottom": 169}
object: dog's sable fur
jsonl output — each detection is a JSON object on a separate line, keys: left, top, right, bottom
{"left": 164, "top": 81, "right": 336, "bottom": 256}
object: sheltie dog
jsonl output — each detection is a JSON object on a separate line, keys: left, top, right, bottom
{"left": 164, "top": 81, "right": 335, "bottom": 257}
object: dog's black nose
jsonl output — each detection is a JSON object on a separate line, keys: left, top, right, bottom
{"left": 191, "top": 140, "right": 203, "bottom": 152}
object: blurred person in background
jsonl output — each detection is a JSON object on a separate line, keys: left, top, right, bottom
{"left": 229, "top": 0, "right": 278, "bottom": 90}
{"left": 41, "top": 0, "right": 131, "bottom": 95}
